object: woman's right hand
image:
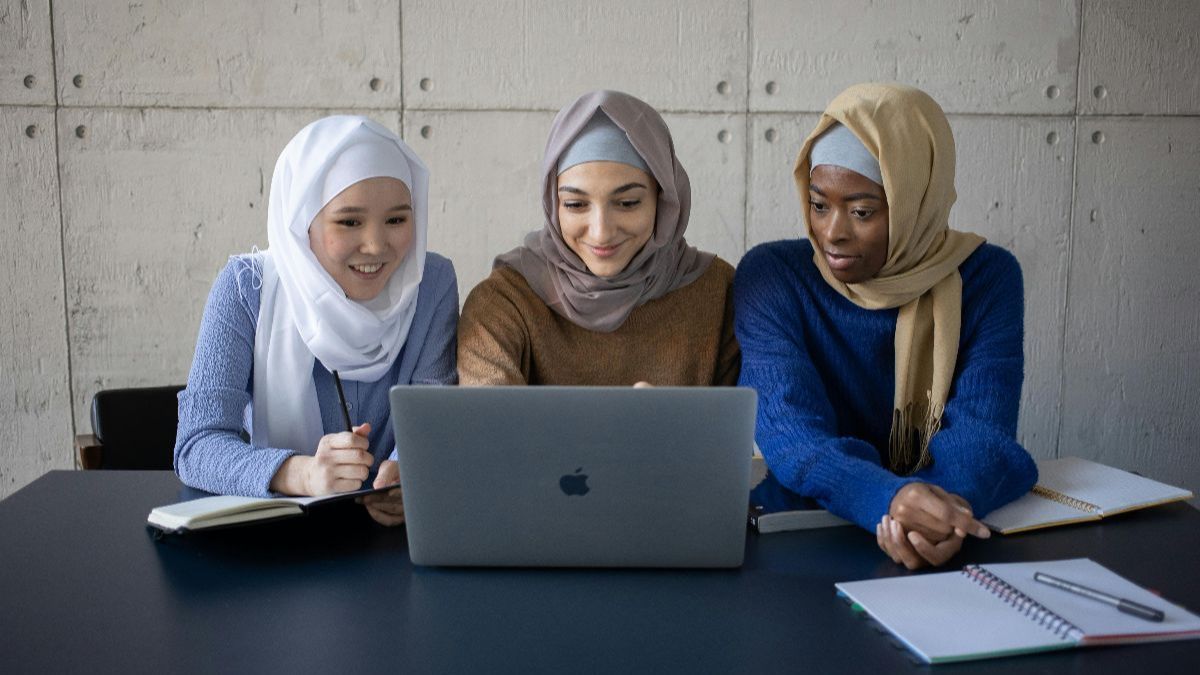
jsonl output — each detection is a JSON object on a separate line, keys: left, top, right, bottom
{"left": 889, "top": 482, "right": 990, "bottom": 544}
{"left": 270, "top": 423, "right": 374, "bottom": 496}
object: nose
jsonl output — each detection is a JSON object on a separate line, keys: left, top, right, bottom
{"left": 820, "top": 208, "right": 851, "bottom": 245}
{"left": 586, "top": 206, "right": 615, "bottom": 243}
{"left": 360, "top": 222, "right": 387, "bottom": 254}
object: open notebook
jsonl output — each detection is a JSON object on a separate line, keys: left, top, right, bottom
{"left": 147, "top": 484, "right": 388, "bottom": 534}
{"left": 983, "top": 457, "right": 1194, "bottom": 534}
{"left": 836, "top": 558, "right": 1200, "bottom": 664}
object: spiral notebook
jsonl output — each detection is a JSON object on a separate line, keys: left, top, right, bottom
{"left": 983, "top": 457, "right": 1194, "bottom": 534}
{"left": 835, "top": 558, "right": 1200, "bottom": 664}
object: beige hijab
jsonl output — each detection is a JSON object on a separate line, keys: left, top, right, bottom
{"left": 794, "top": 83, "right": 985, "bottom": 475}
{"left": 495, "top": 90, "right": 713, "bottom": 333}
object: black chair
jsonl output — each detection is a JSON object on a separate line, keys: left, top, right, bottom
{"left": 75, "top": 385, "right": 185, "bottom": 470}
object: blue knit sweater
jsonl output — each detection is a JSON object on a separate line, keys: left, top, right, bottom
{"left": 175, "top": 253, "right": 459, "bottom": 497}
{"left": 734, "top": 239, "right": 1037, "bottom": 531}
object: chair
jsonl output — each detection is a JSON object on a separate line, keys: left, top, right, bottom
{"left": 75, "top": 385, "right": 185, "bottom": 470}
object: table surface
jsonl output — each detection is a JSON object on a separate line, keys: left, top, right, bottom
{"left": 1, "top": 470, "right": 1197, "bottom": 674}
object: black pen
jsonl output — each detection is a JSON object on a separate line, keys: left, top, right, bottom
{"left": 1034, "top": 572, "right": 1165, "bottom": 622}
{"left": 332, "top": 370, "right": 353, "bottom": 432}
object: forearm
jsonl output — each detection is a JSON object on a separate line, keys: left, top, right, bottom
{"left": 268, "top": 455, "right": 314, "bottom": 496}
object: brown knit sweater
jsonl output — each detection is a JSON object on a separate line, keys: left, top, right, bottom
{"left": 457, "top": 259, "right": 740, "bottom": 386}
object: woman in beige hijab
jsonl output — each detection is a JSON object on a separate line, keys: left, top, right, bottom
{"left": 458, "top": 90, "right": 739, "bottom": 386}
{"left": 735, "top": 83, "right": 1036, "bottom": 568}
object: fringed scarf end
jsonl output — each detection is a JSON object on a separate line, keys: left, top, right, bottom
{"left": 887, "top": 391, "right": 943, "bottom": 476}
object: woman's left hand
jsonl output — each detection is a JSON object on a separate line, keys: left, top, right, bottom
{"left": 361, "top": 459, "right": 405, "bottom": 526}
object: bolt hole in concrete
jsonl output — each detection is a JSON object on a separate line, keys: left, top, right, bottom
{"left": 1093, "top": 85, "right": 1107, "bottom": 99}
{"left": 25, "top": 125, "right": 37, "bottom": 138}
{"left": 419, "top": 78, "right": 433, "bottom": 92}
{"left": 1090, "top": 209, "right": 1099, "bottom": 222}
{"left": 420, "top": 125, "right": 432, "bottom": 139}
{"left": 717, "top": 129, "right": 732, "bottom": 144}
{"left": 1046, "top": 131, "right": 1059, "bottom": 145}
{"left": 716, "top": 80, "right": 730, "bottom": 95}
{"left": 369, "top": 77, "right": 382, "bottom": 91}
{"left": 72, "top": 74, "right": 83, "bottom": 88}
{"left": 75, "top": 125, "right": 87, "bottom": 139}
{"left": 765, "top": 128, "right": 778, "bottom": 143}
{"left": 1044, "top": 84, "right": 1059, "bottom": 99}
{"left": 1092, "top": 131, "right": 1105, "bottom": 144}
{"left": 24, "top": 75, "right": 36, "bottom": 88}
{"left": 765, "top": 81, "right": 778, "bottom": 95}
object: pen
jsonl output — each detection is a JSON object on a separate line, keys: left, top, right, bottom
{"left": 1033, "top": 571, "right": 1165, "bottom": 622}
{"left": 332, "top": 370, "right": 353, "bottom": 432}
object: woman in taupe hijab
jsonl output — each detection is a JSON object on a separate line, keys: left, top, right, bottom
{"left": 458, "top": 89, "right": 739, "bottom": 386}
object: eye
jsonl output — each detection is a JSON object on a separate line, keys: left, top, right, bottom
{"left": 335, "top": 219, "right": 361, "bottom": 228}
{"left": 851, "top": 208, "right": 875, "bottom": 219}
{"left": 617, "top": 199, "right": 641, "bottom": 209}
{"left": 808, "top": 199, "right": 828, "bottom": 213}
{"left": 386, "top": 215, "right": 409, "bottom": 226}
{"left": 561, "top": 200, "right": 587, "bottom": 211}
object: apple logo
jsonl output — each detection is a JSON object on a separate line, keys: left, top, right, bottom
{"left": 559, "top": 467, "right": 590, "bottom": 496}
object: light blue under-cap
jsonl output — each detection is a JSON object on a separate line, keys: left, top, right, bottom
{"left": 556, "top": 111, "right": 650, "bottom": 175}
{"left": 809, "top": 123, "right": 883, "bottom": 187}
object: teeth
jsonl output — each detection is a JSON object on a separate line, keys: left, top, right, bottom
{"left": 351, "top": 263, "right": 383, "bottom": 274}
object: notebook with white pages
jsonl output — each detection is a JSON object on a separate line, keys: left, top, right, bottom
{"left": 982, "top": 457, "right": 1193, "bottom": 534}
{"left": 835, "top": 558, "right": 1200, "bottom": 664}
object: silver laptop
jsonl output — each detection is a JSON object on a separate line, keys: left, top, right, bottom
{"left": 389, "top": 386, "right": 756, "bottom": 568}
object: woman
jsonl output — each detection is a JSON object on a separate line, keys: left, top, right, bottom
{"left": 734, "top": 83, "right": 1036, "bottom": 568}
{"left": 458, "top": 90, "right": 739, "bottom": 386}
{"left": 175, "top": 116, "right": 458, "bottom": 526}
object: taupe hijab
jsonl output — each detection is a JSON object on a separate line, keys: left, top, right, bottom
{"left": 495, "top": 90, "right": 713, "bottom": 333}
{"left": 794, "top": 83, "right": 985, "bottom": 475}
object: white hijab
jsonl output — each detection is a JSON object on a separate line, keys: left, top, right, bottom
{"left": 251, "top": 116, "right": 429, "bottom": 454}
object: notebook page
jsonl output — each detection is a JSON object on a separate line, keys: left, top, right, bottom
{"left": 984, "top": 559, "right": 1200, "bottom": 641}
{"left": 1038, "top": 457, "right": 1193, "bottom": 515}
{"left": 982, "top": 493, "right": 1097, "bottom": 533}
{"left": 836, "top": 571, "right": 1073, "bottom": 663}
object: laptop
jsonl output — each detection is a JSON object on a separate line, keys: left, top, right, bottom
{"left": 389, "top": 386, "right": 756, "bottom": 568}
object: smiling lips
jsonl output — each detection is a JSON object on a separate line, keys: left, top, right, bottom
{"left": 823, "top": 249, "right": 861, "bottom": 271}
{"left": 349, "top": 262, "right": 386, "bottom": 278}
{"left": 585, "top": 241, "right": 625, "bottom": 259}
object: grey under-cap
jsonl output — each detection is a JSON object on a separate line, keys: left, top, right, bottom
{"left": 809, "top": 123, "right": 883, "bottom": 186}
{"left": 556, "top": 111, "right": 650, "bottom": 175}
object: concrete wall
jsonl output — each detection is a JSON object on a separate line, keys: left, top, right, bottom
{"left": 2, "top": 0, "right": 1197, "bottom": 498}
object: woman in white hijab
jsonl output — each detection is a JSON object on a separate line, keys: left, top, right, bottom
{"left": 175, "top": 116, "right": 458, "bottom": 526}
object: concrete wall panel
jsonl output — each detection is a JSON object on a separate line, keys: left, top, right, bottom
{"left": 750, "top": 0, "right": 1079, "bottom": 114}
{"left": 58, "top": 108, "right": 402, "bottom": 432}
{"left": 1062, "top": 117, "right": 1200, "bottom": 491}
{"left": 0, "top": 107, "right": 72, "bottom": 498}
{"left": 53, "top": 1, "right": 401, "bottom": 108}
{"left": 1079, "top": 0, "right": 1200, "bottom": 115}
{"left": 1, "top": 0, "right": 55, "bottom": 105}
{"left": 664, "top": 113, "right": 747, "bottom": 265}
{"left": 403, "top": 0, "right": 747, "bottom": 112}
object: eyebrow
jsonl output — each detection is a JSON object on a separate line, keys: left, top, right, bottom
{"left": 557, "top": 182, "right": 649, "bottom": 196}
{"left": 331, "top": 204, "right": 412, "bottom": 214}
{"left": 808, "top": 184, "right": 883, "bottom": 202}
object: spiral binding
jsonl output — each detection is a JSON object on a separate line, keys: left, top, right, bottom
{"left": 1031, "top": 485, "right": 1101, "bottom": 514}
{"left": 962, "top": 565, "right": 1082, "bottom": 641}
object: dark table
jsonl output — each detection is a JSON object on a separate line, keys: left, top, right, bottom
{"left": 1, "top": 470, "right": 1197, "bottom": 673}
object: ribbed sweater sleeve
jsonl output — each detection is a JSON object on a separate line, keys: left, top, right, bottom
{"left": 175, "top": 257, "right": 293, "bottom": 497}
{"left": 734, "top": 245, "right": 913, "bottom": 530}
{"left": 909, "top": 248, "right": 1037, "bottom": 516}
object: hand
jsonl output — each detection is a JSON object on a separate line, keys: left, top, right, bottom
{"left": 889, "top": 482, "right": 990, "bottom": 544}
{"left": 877, "top": 514, "right": 965, "bottom": 569}
{"left": 362, "top": 459, "right": 404, "bottom": 526}
{"left": 304, "top": 422, "right": 374, "bottom": 496}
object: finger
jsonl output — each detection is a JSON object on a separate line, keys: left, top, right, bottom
{"left": 327, "top": 431, "right": 371, "bottom": 450}
{"left": 365, "top": 500, "right": 405, "bottom": 526}
{"left": 352, "top": 422, "right": 372, "bottom": 438}
{"left": 924, "top": 485, "right": 990, "bottom": 538}
{"left": 373, "top": 460, "right": 400, "bottom": 488}
{"left": 889, "top": 517, "right": 925, "bottom": 569}
{"left": 892, "top": 494, "right": 956, "bottom": 541}
{"left": 907, "top": 530, "right": 962, "bottom": 567}
{"left": 332, "top": 463, "right": 371, "bottom": 482}
{"left": 321, "top": 447, "right": 374, "bottom": 466}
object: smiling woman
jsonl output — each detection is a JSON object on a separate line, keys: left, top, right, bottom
{"left": 734, "top": 83, "right": 1037, "bottom": 570}
{"left": 456, "top": 90, "right": 740, "bottom": 387}
{"left": 173, "top": 116, "right": 460, "bottom": 527}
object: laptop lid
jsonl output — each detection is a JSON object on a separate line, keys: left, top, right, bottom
{"left": 389, "top": 386, "right": 756, "bottom": 568}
